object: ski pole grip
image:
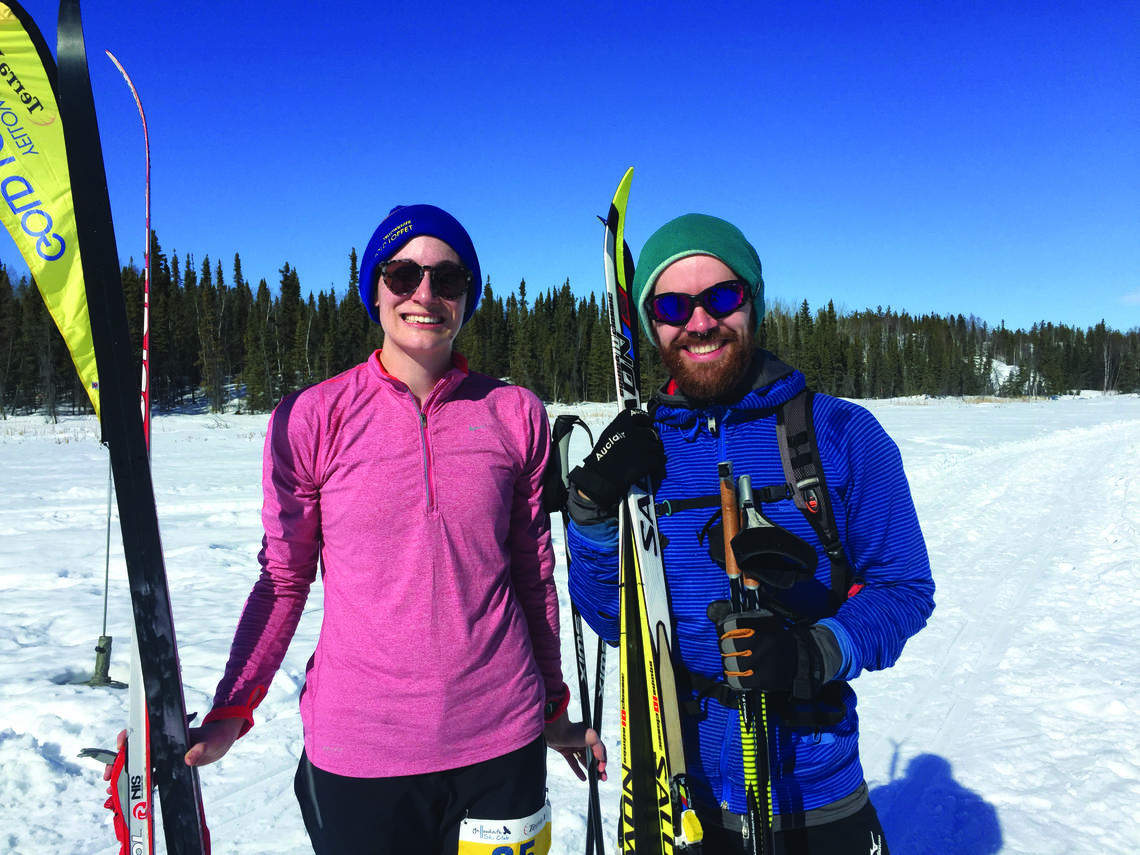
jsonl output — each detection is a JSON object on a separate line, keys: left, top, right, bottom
{"left": 558, "top": 435, "right": 571, "bottom": 488}
{"left": 552, "top": 414, "right": 580, "bottom": 489}
{"left": 736, "top": 474, "right": 763, "bottom": 598}
{"left": 718, "top": 461, "right": 742, "bottom": 581}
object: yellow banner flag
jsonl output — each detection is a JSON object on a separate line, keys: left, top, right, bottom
{"left": 0, "top": 2, "right": 98, "bottom": 414}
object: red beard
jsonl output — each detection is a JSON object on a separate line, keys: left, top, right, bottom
{"left": 659, "top": 325, "right": 755, "bottom": 400}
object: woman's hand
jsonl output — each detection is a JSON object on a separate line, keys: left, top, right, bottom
{"left": 184, "top": 717, "right": 245, "bottom": 767}
{"left": 544, "top": 712, "right": 607, "bottom": 782}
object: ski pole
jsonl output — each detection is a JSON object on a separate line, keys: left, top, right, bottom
{"left": 719, "top": 462, "right": 745, "bottom": 610}
{"left": 553, "top": 415, "right": 604, "bottom": 855}
{"left": 589, "top": 621, "right": 607, "bottom": 855}
{"left": 718, "top": 462, "right": 774, "bottom": 855}
{"left": 573, "top": 604, "right": 606, "bottom": 855}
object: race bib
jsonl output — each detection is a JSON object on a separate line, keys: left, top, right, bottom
{"left": 457, "top": 801, "right": 551, "bottom": 855}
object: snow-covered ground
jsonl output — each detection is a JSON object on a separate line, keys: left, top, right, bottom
{"left": 2, "top": 394, "right": 1139, "bottom": 854}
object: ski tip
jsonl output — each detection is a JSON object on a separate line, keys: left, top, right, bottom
{"left": 616, "top": 166, "right": 634, "bottom": 199}
{"left": 608, "top": 167, "right": 636, "bottom": 236}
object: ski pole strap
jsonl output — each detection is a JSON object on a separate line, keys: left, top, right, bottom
{"left": 202, "top": 685, "right": 267, "bottom": 738}
{"left": 101, "top": 742, "right": 132, "bottom": 855}
{"left": 544, "top": 414, "right": 593, "bottom": 514}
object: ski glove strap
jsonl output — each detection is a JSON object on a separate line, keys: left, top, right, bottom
{"left": 202, "top": 685, "right": 267, "bottom": 738}
{"left": 707, "top": 601, "right": 827, "bottom": 699}
{"left": 568, "top": 408, "right": 665, "bottom": 511}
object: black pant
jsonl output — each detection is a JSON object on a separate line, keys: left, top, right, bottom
{"left": 294, "top": 736, "right": 547, "bottom": 855}
{"left": 698, "top": 801, "right": 889, "bottom": 855}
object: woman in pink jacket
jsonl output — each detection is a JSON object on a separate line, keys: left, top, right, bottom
{"left": 185, "top": 204, "right": 606, "bottom": 854}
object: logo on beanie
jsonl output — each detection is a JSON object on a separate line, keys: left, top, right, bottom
{"left": 381, "top": 218, "right": 414, "bottom": 253}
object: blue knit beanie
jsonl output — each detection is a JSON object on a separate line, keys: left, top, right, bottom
{"left": 358, "top": 204, "right": 482, "bottom": 326}
{"left": 632, "top": 213, "right": 764, "bottom": 340}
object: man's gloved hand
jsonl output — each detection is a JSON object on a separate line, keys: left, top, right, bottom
{"left": 568, "top": 408, "right": 665, "bottom": 510}
{"left": 707, "top": 600, "right": 827, "bottom": 699}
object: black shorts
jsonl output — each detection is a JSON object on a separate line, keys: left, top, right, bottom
{"left": 294, "top": 736, "right": 547, "bottom": 855}
{"left": 698, "top": 801, "right": 890, "bottom": 855}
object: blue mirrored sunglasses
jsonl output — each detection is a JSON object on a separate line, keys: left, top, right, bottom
{"left": 648, "top": 280, "right": 751, "bottom": 326}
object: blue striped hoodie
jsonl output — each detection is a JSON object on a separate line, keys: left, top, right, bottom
{"left": 567, "top": 350, "right": 934, "bottom": 827}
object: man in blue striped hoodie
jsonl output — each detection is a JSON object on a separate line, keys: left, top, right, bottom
{"left": 566, "top": 213, "right": 934, "bottom": 854}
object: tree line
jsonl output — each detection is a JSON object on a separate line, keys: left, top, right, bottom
{"left": 2, "top": 232, "right": 1138, "bottom": 419}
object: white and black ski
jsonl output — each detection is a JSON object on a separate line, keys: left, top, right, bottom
{"left": 57, "top": 3, "right": 209, "bottom": 853}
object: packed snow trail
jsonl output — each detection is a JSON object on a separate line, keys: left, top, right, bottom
{"left": 1, "top": 394, "right": 1138, "bottom": 853}
{"left": 858, "top": 397, "right": 1140, "bottom": 855}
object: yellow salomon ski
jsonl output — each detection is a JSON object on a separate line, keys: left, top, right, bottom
{"left": 603, "top": 168, "right": 701, "bottom": 855}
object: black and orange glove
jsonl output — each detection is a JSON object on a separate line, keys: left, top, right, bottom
{"left": 707, "top": 601, "right": 827, "bottom": 700}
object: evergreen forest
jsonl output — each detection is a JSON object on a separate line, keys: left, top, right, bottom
{"left": 2, "top": 234, "right": 1138, "bottom": 419}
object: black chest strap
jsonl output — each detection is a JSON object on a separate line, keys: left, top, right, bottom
{"left": 678, "top": 665, "right": 848, "bottom": 730}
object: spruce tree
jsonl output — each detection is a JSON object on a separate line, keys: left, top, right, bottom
{"left": 484, "top": 283, "right": 508, "bottom": 379}
{"left": 0, "top": 265, "right": 16, "bottom": 416}
{"left": 229, "top": 255, "right": 252, "bottom": 384}
{"left": 294, "top": 292, "right": 317, "bottom": 388}
{"left": 147, "top": 234, "right": 172, "bottom": 409}
{"left": 332, "top": 249, "right": 370, "bottom": 372}
{"left": 509, "top": 280, "right": 539, "bottom": 392}
{"left": 277, "top": 263, "right": 303, "bottom": 395}
{"left": 196, "top": 256, "right": 226, "bottom": 412}
{"left": 242, "top": 279, "right": 272, "bottom": 412}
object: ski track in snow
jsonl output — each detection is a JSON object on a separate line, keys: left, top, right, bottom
{"left": 2, "top": 395, "right": 1139, "bottom": 854}
{"left": 860, "top": 402, "right": 1140, "bottom": 855}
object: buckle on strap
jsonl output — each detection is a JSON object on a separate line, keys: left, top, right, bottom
{"left": 679, "top": 665, "right": 849, "bottom": 730}
{"left": 681, "top": 669, "right": 740, "bottom": 716}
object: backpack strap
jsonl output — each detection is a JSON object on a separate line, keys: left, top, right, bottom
{"left": 776, "top": 389, "right": 861, "bottom": 611}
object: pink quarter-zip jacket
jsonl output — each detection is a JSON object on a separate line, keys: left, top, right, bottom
{"left": 211, "top": 351, "right": 562, "bottom": 777}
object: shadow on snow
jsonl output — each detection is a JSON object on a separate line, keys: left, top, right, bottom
{"left": 872, "top": 753, "right": 1002, "bottom": 854}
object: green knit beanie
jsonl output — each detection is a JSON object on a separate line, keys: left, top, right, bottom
{"left": 632, "top": 213, "right": 765, "bottom": 341}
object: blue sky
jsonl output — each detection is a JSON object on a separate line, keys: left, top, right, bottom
{"left": 5, "top": 0, "right": 1138, "bottom": 332}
